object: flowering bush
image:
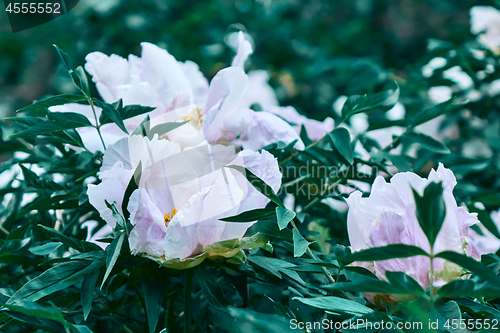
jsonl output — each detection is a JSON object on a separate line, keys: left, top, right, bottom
{"left": 1, "top": 2, "right": 500, "bottom": 333}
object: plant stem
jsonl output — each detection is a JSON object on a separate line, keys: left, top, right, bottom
{"left": 89, "top": 98, "right": 106, "bottom": 150}
{"left": 429, "top": 254, "right": 435, "bottom": 322}
{"left": 165, "top": 293, "right": 175, "bottom": 333}
{"left": 184, "top": 269, "right": 193, "bottom": 333}
{"left": 290, "top": 218, "right": 335, "bottom": 284}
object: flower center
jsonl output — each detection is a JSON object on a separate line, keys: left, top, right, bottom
{"left": 164, "top": 208, "right": 178, "bottom": 228}
{"left": 181, "top": 107, "right": 204, "bottom": 129}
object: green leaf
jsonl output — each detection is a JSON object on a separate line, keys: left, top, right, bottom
{"left": 325, "top": 267, "right": 424, "bottom": 296}
{"left": 437, "top": 280, "right": 478, "bottom": 298}
{"left": 47, "top": 111, "right": 93, "bottom": 128}
{"left": 17, "top": 94, "right": 87, "bottom": 115}
{"left": 101, "top": 232, "right": 125, "bottom": 288}
{"left": 18, "top": 164, "right": 65, "bottom": 191}
{"left": 276, "top": 207, "right": 295, "bottom": 230}
{"left": 341, "top": 83, "right": 399, "bottom": 120}
{"left": 99, "top": 103, "right": 156, "bottom": 126}
{"left": 226, "top": 307, "right": 295, "bottom": 333}
{"left": 121, "top": 162, "right": 142, "bottom": 221}
{"left": 292, "top": 229, "right": 311, "bottom": 257}
{"left": 248, "top": 256, "right": 296, "bottom": 279}
{"left": 193, "top": 265, "right": 229, "bottom": 309}
{"left": 253, "top": 219, "right": 293, "bottom": 242}
{"left": 435, "top": 251, "right": 500, "bottom": 285}
{"left": 80, "top": 270, "right": 99, "bottom": 321}
{"left": 146, "top": 121, "right": 190, "bottom": 139}
{"left": 105, "top": 200, "right": 126, "bottom": 228}
{"left": 403, "top": 131, "right": 450, "bottom": 154}
{"left": 95, "top": 99, "right": 129, "bottom": 134}
{"left": 141, "top": 264, "right": 168, "bottom": 333}
{"left": 385, "top": 271, "right": 426, "bottom": 297}
{"left": 409, "top": 98, "right": 456, "bottom": 128}
{"left": 53, "top": 44, "right": 71, "bottom": 70}
{"left": 28, "top": 242, "right": 63, "bottom": 256}
{"left": 412, "top": 181, "right": 446, "bottom": 249}
{"left": 220, "top": 208, "right": 277, "bottom": 222}
{"left": 37, "top": 225, "right": 86, "bottom": 252}
{"left": 293, "top": 296, "right": 373, "bottom": 316}
{"left": 225, "top": 165, "right": 284, "bottom": 208}
{"left": 7, "top": 261, "right": 89, "bottom": 304}
{"left": 454, "top": 298, "right": 500, "bottom": 319}
{"left": 71, "top": 66, "right": 90, "bottom": 98}
{"left": 1, "top": 301, "right": 68, "bottom": 328}
{"left": 10, "top": 120, "right": 75, "bottom": 139}
{"left": 336, "top": 244, "right": 429, "bottom": 263}
{"left": 328, "top": 127, "right": 354, "bottom": 165}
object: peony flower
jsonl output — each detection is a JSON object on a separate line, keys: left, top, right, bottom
{"left": 346, "top": 163, "right": 480, "bottom": 292}
{"left": 470, "top": 6, "right": 500, "bottom": 53}
{"left": 469, "top": 208, "right": 500, "bottom": 255}
{"left": 88, "top": 134, "right": 282, "bottom": 261}
{"left": 52, "top": 36, "right": 304, "bottom": 152}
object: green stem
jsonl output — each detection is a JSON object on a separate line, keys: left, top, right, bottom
{"left": 89, "top": 98, "right": 107, "bottom": 150}
{"left": 184, "top": 269, "right": 193, "bottom": 333}
{"left": 166, "top": 293, "right": 175, "bottom": 333}
{"left": 429, "top": 254, "right": 435, "bottom": 322}
{"left": 290, "top": 219, "right": 335, "bottom": 284}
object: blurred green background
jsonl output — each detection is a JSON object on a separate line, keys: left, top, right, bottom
{"left": 0, "top": 0, "right": 492, "bottom": 122}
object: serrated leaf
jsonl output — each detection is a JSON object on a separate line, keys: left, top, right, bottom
{"left": 225, "top": 165, "right": 284, "bottom": 208}
{"left": 328, "top": 127, "right": 354, "bottom": 165}
{"left": 101, "top": 233, "right": 125, "bottom": 288}
{"left": 403, "top": 131, "right": 450, "bottom": 154}
{"left": 412, "top": 181, "right": 446, "bottom": 249}
{"left": 220, "top": 208, "right": 276, "bottom": 222}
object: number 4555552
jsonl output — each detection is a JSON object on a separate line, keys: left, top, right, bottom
{"left": 6, "top": 2, "right": 61, "bottom": 14}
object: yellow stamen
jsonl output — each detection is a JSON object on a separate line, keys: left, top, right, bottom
{"left": 164, "top": 208, "right": 178, "bottom": 228}
{"left": 181, "top": 107, "right": 204, "bottom": 129}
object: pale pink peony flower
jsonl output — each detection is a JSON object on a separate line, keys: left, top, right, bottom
{"left": 88, "top": 135, "right": 282, "bottom": 260}
{"left": 469, "top": 208, "right": 500, "bottom": 255}
{"left": 470, "top": 6, "right": 500, "bottom": 53}
{"left": 346, "top": 163, "right": 481, "bottom": 292}
{"left": 52, "top": 36, "right": 303, "bottom": 152}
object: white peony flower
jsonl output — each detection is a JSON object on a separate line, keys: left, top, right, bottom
{"left": 346, "top": 163, "right": 481, "bottom": 292}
